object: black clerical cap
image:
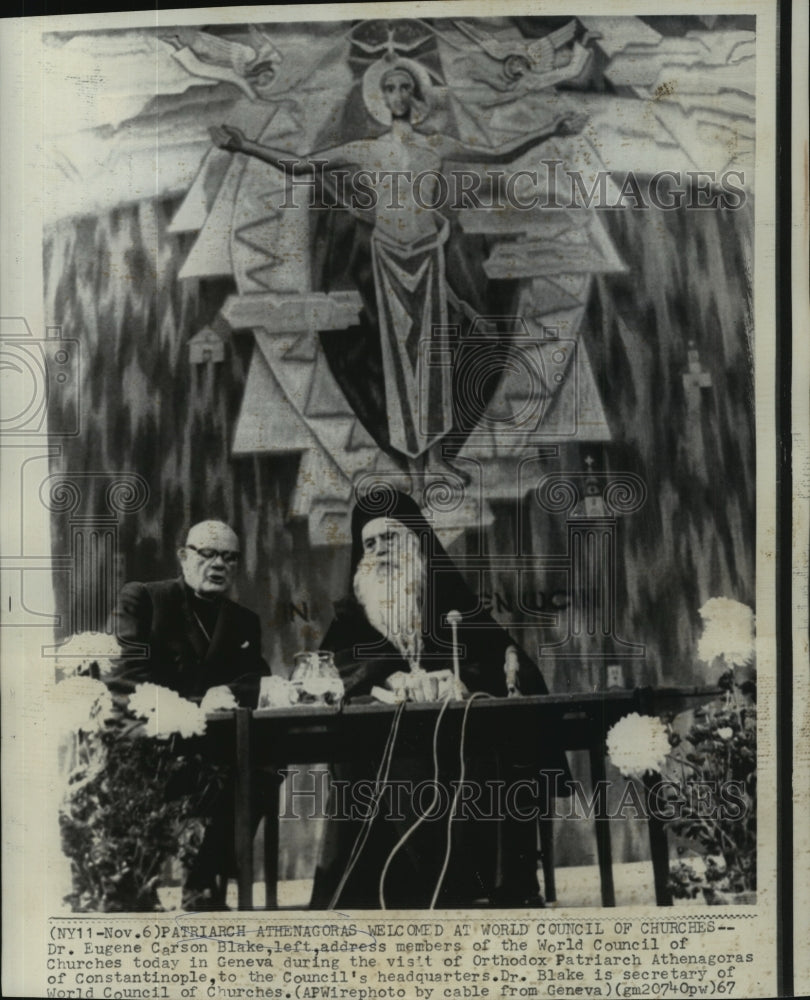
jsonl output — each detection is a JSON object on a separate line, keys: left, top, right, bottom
{"left": 349, "top": 487, "right": 436, "bottom": 571}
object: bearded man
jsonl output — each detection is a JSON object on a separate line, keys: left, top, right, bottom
{"left": 309, "top": 490, "right": 569, "bottom": 909}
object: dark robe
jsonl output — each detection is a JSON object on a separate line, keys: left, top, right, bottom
{"left": 108, "top": 577, "right": 270, "bottom": 908}
{"left": 107, "top": 577, "right": 269, "bottom": 705}
{"left": 309, "top": 491, "right": 570, "bottom": 910}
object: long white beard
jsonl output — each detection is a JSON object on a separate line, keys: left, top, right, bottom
{"left": 354, "top": 546, "right": 424, "bottom": 666}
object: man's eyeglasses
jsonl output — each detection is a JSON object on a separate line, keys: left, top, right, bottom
{"left": 186, "top": 544, "right": 240, "bottom": 565}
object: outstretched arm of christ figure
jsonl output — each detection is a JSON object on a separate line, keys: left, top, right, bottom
{"left": 437, "top": 110, "right": 587, "bottom": 164}
{"left": 210, "top": 124, "right": 362, "bottom": 175}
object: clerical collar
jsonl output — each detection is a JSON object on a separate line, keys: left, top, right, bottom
{"left": 185, "top": 584, "right": 221, "bottom": 640}
{"left": 184, "top": 583, "right": 222, "bottom": 604}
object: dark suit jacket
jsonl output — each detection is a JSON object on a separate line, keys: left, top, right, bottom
{"left": 108, "top": 577, "right": 269, "bottom": 706}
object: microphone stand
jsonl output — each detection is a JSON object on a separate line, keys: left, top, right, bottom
{"left": 446, "top": 610, "right": 464, "bottom": 701}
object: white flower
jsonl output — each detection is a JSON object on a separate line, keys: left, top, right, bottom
{"left": 127, "top": 682, "right": 163, "bottom": 719}
{"left": 128, "top": 683, "right": 206, "bottom": 739}
{"left": 606, "top": 712, "right": 671, "bottom": 778}
{"left": 55, "top": 631, "right": 122, "bottom": 678}
{"left": 50, "top": 676, "right": 115, "bottom": 737}
{"left": 674, "top": 853, "right": 727, "bottom": 879}
{"left": 697, "top": 598, "right": 755, "bottom": 668}
{"left": 671, "top": 856, "right": 702, "bottom": 879}
{"left": 200, "top": 685, "right": 238, "bottom": 714}
{"left": 717, "top": 727, "right": 733, "bottom": 740}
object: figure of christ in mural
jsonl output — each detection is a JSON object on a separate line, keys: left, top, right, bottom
{"left": 211, "top": 54, "right": 586, "bottom": 464}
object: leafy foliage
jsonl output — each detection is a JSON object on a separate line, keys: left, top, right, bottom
{"left": 59, "top": 704, "right": 225, "bottom": 912}
{"left": 666, "top": 669, "right": 756, "bottom": 903}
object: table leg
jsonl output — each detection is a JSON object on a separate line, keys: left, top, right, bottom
{"left": 264, "top": 772, "right": 281, "bottom": 910}
{"left": 643, "top": 772, "right": 673, "bottom": 905}
{"left": 589, "top": 746, "right": 616, "bottom": 906}
{"left": 538, "top": 817, "right": 556, "bottom": 904}
{"left": 235, "top": 708, "right": 254, "bottom": 910}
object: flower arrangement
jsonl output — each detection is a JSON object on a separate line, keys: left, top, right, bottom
{"left": 696, "top": 599, "right": 755, "bottom": 674}
{"left": 55, "top": 637, "right": 227, "bottom": 912}
{"left": 606, "top": 598, "right": 756, "bottom": 905}
{"left": 54, "top": 631, "right": 125, "bottom": 681}
{"left": 126, "top": 682, "right": 207, "bottom": 739}
{"left": 605, "top": 712, "right": 671, "bottom": 778}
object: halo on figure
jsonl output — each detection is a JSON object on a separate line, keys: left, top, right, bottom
{"left": 362, "top": 55, "right": 433, "bottom": 126}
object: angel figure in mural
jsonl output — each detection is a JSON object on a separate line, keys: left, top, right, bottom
{"left": 160, "top": 25, "right": 283, "bottom": 101}
{"left": 211, "top": 53, "right": 586, "bottom": 461}
{"left": 447, "top": 19, "right": 595, "bottom": 102}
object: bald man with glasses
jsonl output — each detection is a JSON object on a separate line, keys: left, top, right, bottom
{"left": 109, "top": 520, "right": 269, "bottom": 705}
{"left": 108, "top": 520, "right": 270, "bottom": 910}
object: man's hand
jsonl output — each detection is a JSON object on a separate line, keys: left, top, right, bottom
{"left": 210, "top": 124, "right": 247, "bottom": 152}
{"left": 200, "top": 685, "right": 239, "bottom": 714}
{"left": 554, "top": 111, "right": 588, "bottom": 136}
{"left": 385, "top": 669, "right": 467, "bottom": 702}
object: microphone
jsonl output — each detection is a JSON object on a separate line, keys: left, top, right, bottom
{"left": 504, "top": 645, "right": 520, "bottom": 698}
{"left": 446, "top": 610, "right": 463, "bottom": 700}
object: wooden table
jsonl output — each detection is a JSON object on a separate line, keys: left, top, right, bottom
{"left": 206, "top": 687, "right": 718, "bottom": 911}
